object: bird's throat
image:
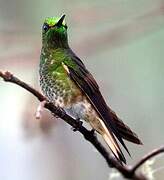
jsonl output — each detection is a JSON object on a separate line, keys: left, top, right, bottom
{"left": 43, "top": 33, "right": 69, "bottom": 49}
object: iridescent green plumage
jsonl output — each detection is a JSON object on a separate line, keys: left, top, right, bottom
{"left": 39, "top": 15, "right": 142, "bottom": 163}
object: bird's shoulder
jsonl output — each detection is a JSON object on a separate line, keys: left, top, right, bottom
{"left": 64, "top": 49, "right": 100, "bottom": 93}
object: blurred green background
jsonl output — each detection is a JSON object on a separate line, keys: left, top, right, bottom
{"left": 0, "top": 0, "right": 164, "bottom": 179}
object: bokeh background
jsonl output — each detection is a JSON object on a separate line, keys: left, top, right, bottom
{"left": 0, "top": 0, "right": 164, "bottom": 179}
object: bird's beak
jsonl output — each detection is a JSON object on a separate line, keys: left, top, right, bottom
{"left": 56, "top": 14, "right": 66, "bottom": 27}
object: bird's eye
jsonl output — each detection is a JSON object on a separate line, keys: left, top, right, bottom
{"left": 43, "top": 24, "right": 49, "bottom": 32}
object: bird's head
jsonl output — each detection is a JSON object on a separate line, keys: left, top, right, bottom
{"left": 42, "top": 15, "right": 68, "bottom": 49}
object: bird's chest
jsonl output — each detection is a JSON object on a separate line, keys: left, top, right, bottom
{"left": 40, "top": 71, "right": 67, "bottom": 106}
{"left": 39, "top": 57, "right": 82, "bottom": 107}
{"left": 40, "top": 76, "right": 66, "bottom": 107}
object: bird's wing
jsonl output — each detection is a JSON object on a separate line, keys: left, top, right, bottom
{"left": 63, "top": 53, "right": 130, "bottom": 162}
{"left": 109, "top": 109, "right": 142, "bottom": 145}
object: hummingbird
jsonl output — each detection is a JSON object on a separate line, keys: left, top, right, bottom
{"left": 39, "top": 15, "right": 142, "bottom": 163}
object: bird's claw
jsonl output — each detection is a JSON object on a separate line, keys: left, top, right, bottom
{"left": 71, "top": 118, "right": 83, "bottom": 132}
{"left": 90, "top": 129, "right": 95, "bottom": 136}
{"left": 51, "top": 112, "right": 60, "bottom": 119}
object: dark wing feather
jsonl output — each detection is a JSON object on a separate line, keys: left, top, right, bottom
{"left": 64, "top": 52, "right": 130, "bottom": 158}
{"left": 109, "top": 109, "right": 142, "bottom": 144}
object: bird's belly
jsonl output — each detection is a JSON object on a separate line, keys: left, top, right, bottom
{"left": 40, "top": 72, "right": 83, "bottom": 107}
{"left": 40, "top": 74, "right": 103, "bottom": 132}
{"left": 64, "top": 98, "right": 97, "bottom": 122}
{"left": 40, "top": 70, "right": 99, "bottom": 123}
{"left": 64, "top": 99, "right": 105, "bottom": 134}
{"left": 64, "top": 100, "right": 87, "bottom": 120}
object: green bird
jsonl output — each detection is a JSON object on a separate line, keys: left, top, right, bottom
{"left": 39, "top": 15, "right": 142, "bottom": 163}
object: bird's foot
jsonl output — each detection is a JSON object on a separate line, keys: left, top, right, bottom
{"left": 72, "top": 118, "right": 83, "bottom": 132}
{"left": 51, "top": 113, "right": 60, "bottom": 119}
{"left": 35, "top": 100, "right": 47, "bottom": 119}
{"left": 90, "top": 129, "right": 95, "bottom": 136}
{"left": 51, "top": 112, "right": 60, "bottom": 119}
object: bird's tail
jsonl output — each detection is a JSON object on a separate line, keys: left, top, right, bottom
{"left": 109, "top": 109, "right": 142, "bottom": 145}
{"left": 98, "top": 118, "right": 126, "bottom": 163}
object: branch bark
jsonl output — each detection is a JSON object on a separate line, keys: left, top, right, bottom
{"left": 0, "top": 71, "right": 163, "bottom": 180}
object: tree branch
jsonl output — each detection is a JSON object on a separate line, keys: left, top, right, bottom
{"left": 131, "top": 146, "right": 164, "bottom": 174}
{"left": 0, "top": 71, "right": 164, "bottom": 180}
